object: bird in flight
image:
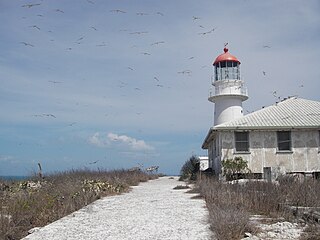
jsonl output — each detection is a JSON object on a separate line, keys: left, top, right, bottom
{"left": 154, "top": 77, "right": 160, "bottom": 82}
{"left": 20, "top": 42, "right": 34, "bottom": 47}
{"left": 91, "top": 26, "right": 97, "bottom": 31}
{"left": 110, "top": 9, "right": 126, "bottom": 13}
{"left": 263, "top": 45, "right": 271, "bottom": 48}
{"left": 178, "top": 70, "right": 192, "bottom": 75}
{"left": 136, "top": 12, "right": 148, "bottom": 16}
{"left": 22, "top": 3, "right": 41, "bottom": 8}
{"left": 262, "top": 71, "right": 266, "bottom": 76}
{"left": 141, "top": 52, "right": 151, "bottom": 55}
{"left": 55, "top": 9, "right": 64, "bottom": 13}
{"left": 130, "top": 31, "right": 148, "bottom": 35}
{"left": 89, "top": 160, "right": 99, "bottom": 164}
{"left": 33, "top": 114, "right": 56, "bottom": 118}
{"left": 193, "top": 16, "right": 200, "bottom": 20}
{"left": 29, "top": 25, "right": 40, "bottom": 30}
{"left": 151, "top": 41, "right": 165, "bottom": 46}
{"left": 127, "top": 67, "right": 134, "bottom": 71}
{"left": 156, "top": 12, "right": 164, "bottom": 16}
{"left": 48, "top": 80, "right": 62, "bottom": 84}
{"left": 198, "top": 28, "right": 216, "bottom": 35}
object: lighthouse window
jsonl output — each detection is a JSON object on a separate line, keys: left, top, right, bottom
{"left": 235, "top": 131, "right": 249, "bottom": 152}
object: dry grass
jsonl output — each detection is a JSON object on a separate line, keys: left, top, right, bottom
{"left": 197, "top": 176, "right": 320, "bottom": 240}
{"left": 0, "top": 169, "right": 157, "bottom": 240}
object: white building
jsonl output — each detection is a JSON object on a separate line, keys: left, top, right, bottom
{"left": 202, "top": 48, "right": 320, "bottom": 179}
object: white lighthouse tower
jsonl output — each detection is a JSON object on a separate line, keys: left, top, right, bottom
{"left": 209, "top": 47, "right": 248, "bottom": 126}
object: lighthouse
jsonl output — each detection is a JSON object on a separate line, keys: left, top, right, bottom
{"left": 209, "top": 47, "right": 248, "bottom": 126}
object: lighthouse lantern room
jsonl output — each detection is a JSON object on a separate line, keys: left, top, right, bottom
{"left": 209, "top": 47, "right": 248, "bottom": 126}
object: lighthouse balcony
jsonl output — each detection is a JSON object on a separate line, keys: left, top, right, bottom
{"left": 208, "top": 85, "right": 248, "bottom": 102}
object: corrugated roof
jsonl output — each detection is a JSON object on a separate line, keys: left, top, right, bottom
{"left": 214, "top": 97, "right": 320, "bottom": 130}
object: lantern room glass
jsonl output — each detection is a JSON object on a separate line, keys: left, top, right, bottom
{"left": 214, "top": 61, "right": 240, "bottom": 81}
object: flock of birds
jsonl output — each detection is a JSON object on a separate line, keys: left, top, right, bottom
{"left": 17, "top": 1, "right": 223, "bottom": 124}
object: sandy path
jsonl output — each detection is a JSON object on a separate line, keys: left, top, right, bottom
{"left": 23, "top": 177, "right": 212, "bottom": 240}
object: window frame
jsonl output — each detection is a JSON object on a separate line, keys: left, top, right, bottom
{"left": 234, "top": 131, "right": 250, "bottom": 153}
{"left": 277, "top": 131, "right": 292, "bottom": 152}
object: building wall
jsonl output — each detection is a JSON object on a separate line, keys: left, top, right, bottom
{"left": 217, "top": 129, "right": 320, "bottom": 174}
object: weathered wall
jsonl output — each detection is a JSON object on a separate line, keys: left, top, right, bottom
{"left": 217, "top": 130, "right": 320, "bottom": 174}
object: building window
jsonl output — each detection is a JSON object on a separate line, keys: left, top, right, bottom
{"left": 277, "top": 131, "right": 291, "bottom": 151}
{"left": 235, "top": 132, "right": 249, "bottom": 152}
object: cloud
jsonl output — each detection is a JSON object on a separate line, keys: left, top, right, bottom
{"left": 0, "top": 155, "right": 14, "bottom": 162}
{"left": 88, "top": 132, "right": 154, "bottom": 151}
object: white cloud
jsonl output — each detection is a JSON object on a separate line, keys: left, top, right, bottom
{"left": 88, "top": 132, "right": 154, "bottom": 151}
{"left": 0, "top": 155, "right": 14, "bottom": 162}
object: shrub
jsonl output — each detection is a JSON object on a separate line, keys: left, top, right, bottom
{"left": 179, "top": 155, "right": 199, "bottom": 181}
{"left": 0, "top": 169, "right": 157, "bottom": 240}
{"left": 221, "top": 157, "right": 250, "bottom": 180}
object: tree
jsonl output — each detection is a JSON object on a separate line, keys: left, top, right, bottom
{"left": 221, "top": 157, "right": 250, "bottom": 181}
{"left": 180, "top": 155, "right": 200, "bottom": 181}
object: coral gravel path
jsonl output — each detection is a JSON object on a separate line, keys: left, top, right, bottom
{"left": 23, "top": 177, "right": 212, "bottom": 240}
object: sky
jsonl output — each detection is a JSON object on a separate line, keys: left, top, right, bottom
{"left": 0, "top": 0, "right": 320, "bottom": 176}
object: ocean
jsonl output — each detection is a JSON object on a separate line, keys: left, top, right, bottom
{"left": 0, "top": 176, "right": 30, "bottom": 181}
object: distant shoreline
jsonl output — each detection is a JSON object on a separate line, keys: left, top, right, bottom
{"left": 0, "top": 176, "right": 30, "bottom": 181}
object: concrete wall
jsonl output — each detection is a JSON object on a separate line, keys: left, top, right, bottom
{"left": 216, "top": 129, "right": 320, "bottom": 174}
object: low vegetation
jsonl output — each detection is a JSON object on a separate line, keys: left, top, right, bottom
{"left": 196, "top": 176, "right": 320, "bottom": 240}
{"left": 179, "top": 155, "right": 199, "bottom": 181}
{"left": 0, "top": 169, "right": 157, "bottom": 240}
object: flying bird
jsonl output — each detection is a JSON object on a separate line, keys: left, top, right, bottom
{"left": 136, "top": 12, "right": 148, "bottom": 16}
{"left": 55, "top": 9, "right": 64, "bottom": 13}
{"left": 127, "top": 67, "right": 134, "bottom": 71}
{"left": 89, "top": 160, "right": 99, "bottom": 164}
{"left": 151, "top": 41, "right": 165, "bottom": 46}
{"left": 198, "top": 28, "right": 216, "bottom": 35}
{"left": 178, "top": 70, "right": 192, "bottom": 75}
{"left": 43, "top": 114, "right": 56, "bottom": 118}
{"left": 154, "top": 77, "right": 160, "bottom": 81}
{"left": 130, "top": 31, "right": 148, "bottom": 35}
{"left": 141, "top": 52, "right": 151, "bottom": 55}
{"left": 110, "top": 9, "right": 126, "bottom": 13}
{"left": 29, "top": 25, "right": 40, "bottom": 30}
{"left": 262, "top": 71, "right": 266, "bottom": 76}
{"left": 192, "top": 16, "right": 200, "bottom": 20}
{"left": 91, "top": 26, "right": 97, "bottom": 31}
{"left": 156, "top": 12, "right": 164, "bottom": 16}
{"left": 263, "top": 45, "right": 271, "bottom": 48}
{"left": 20, "top": 42, "right": 34, "bottom": 47}
{"left": 48, "top": 80, "right": 62, "bottom": 84}
{"left": 22, "top": 3, "right": 41, "bottom": 8}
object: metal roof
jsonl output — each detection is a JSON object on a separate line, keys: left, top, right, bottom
{"left": 215, "top": 97, "right": 320, "bottom": 130}
{"left": 202, "top": 97, "right": 320, "bottom": 149}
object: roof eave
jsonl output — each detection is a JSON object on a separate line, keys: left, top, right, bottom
{"left": 202, "top": 128, "right": 216, "bottom": 149}
{"left": 214, "top": 125, "right": 320, "bottom": 131}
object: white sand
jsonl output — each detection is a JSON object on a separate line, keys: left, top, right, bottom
{"left": 23, "top": 177, "right": 212, "bottom": 240}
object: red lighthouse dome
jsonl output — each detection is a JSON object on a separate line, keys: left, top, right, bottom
{"left": 213, "top": 47, "right": 240, "bottom": 66}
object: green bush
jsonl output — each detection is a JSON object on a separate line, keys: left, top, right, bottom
{"left": 221, "top": 157, "right": 250, "bottom": 181}
{"left": 179, "top": 155, "right": 199, "bottom": 181}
